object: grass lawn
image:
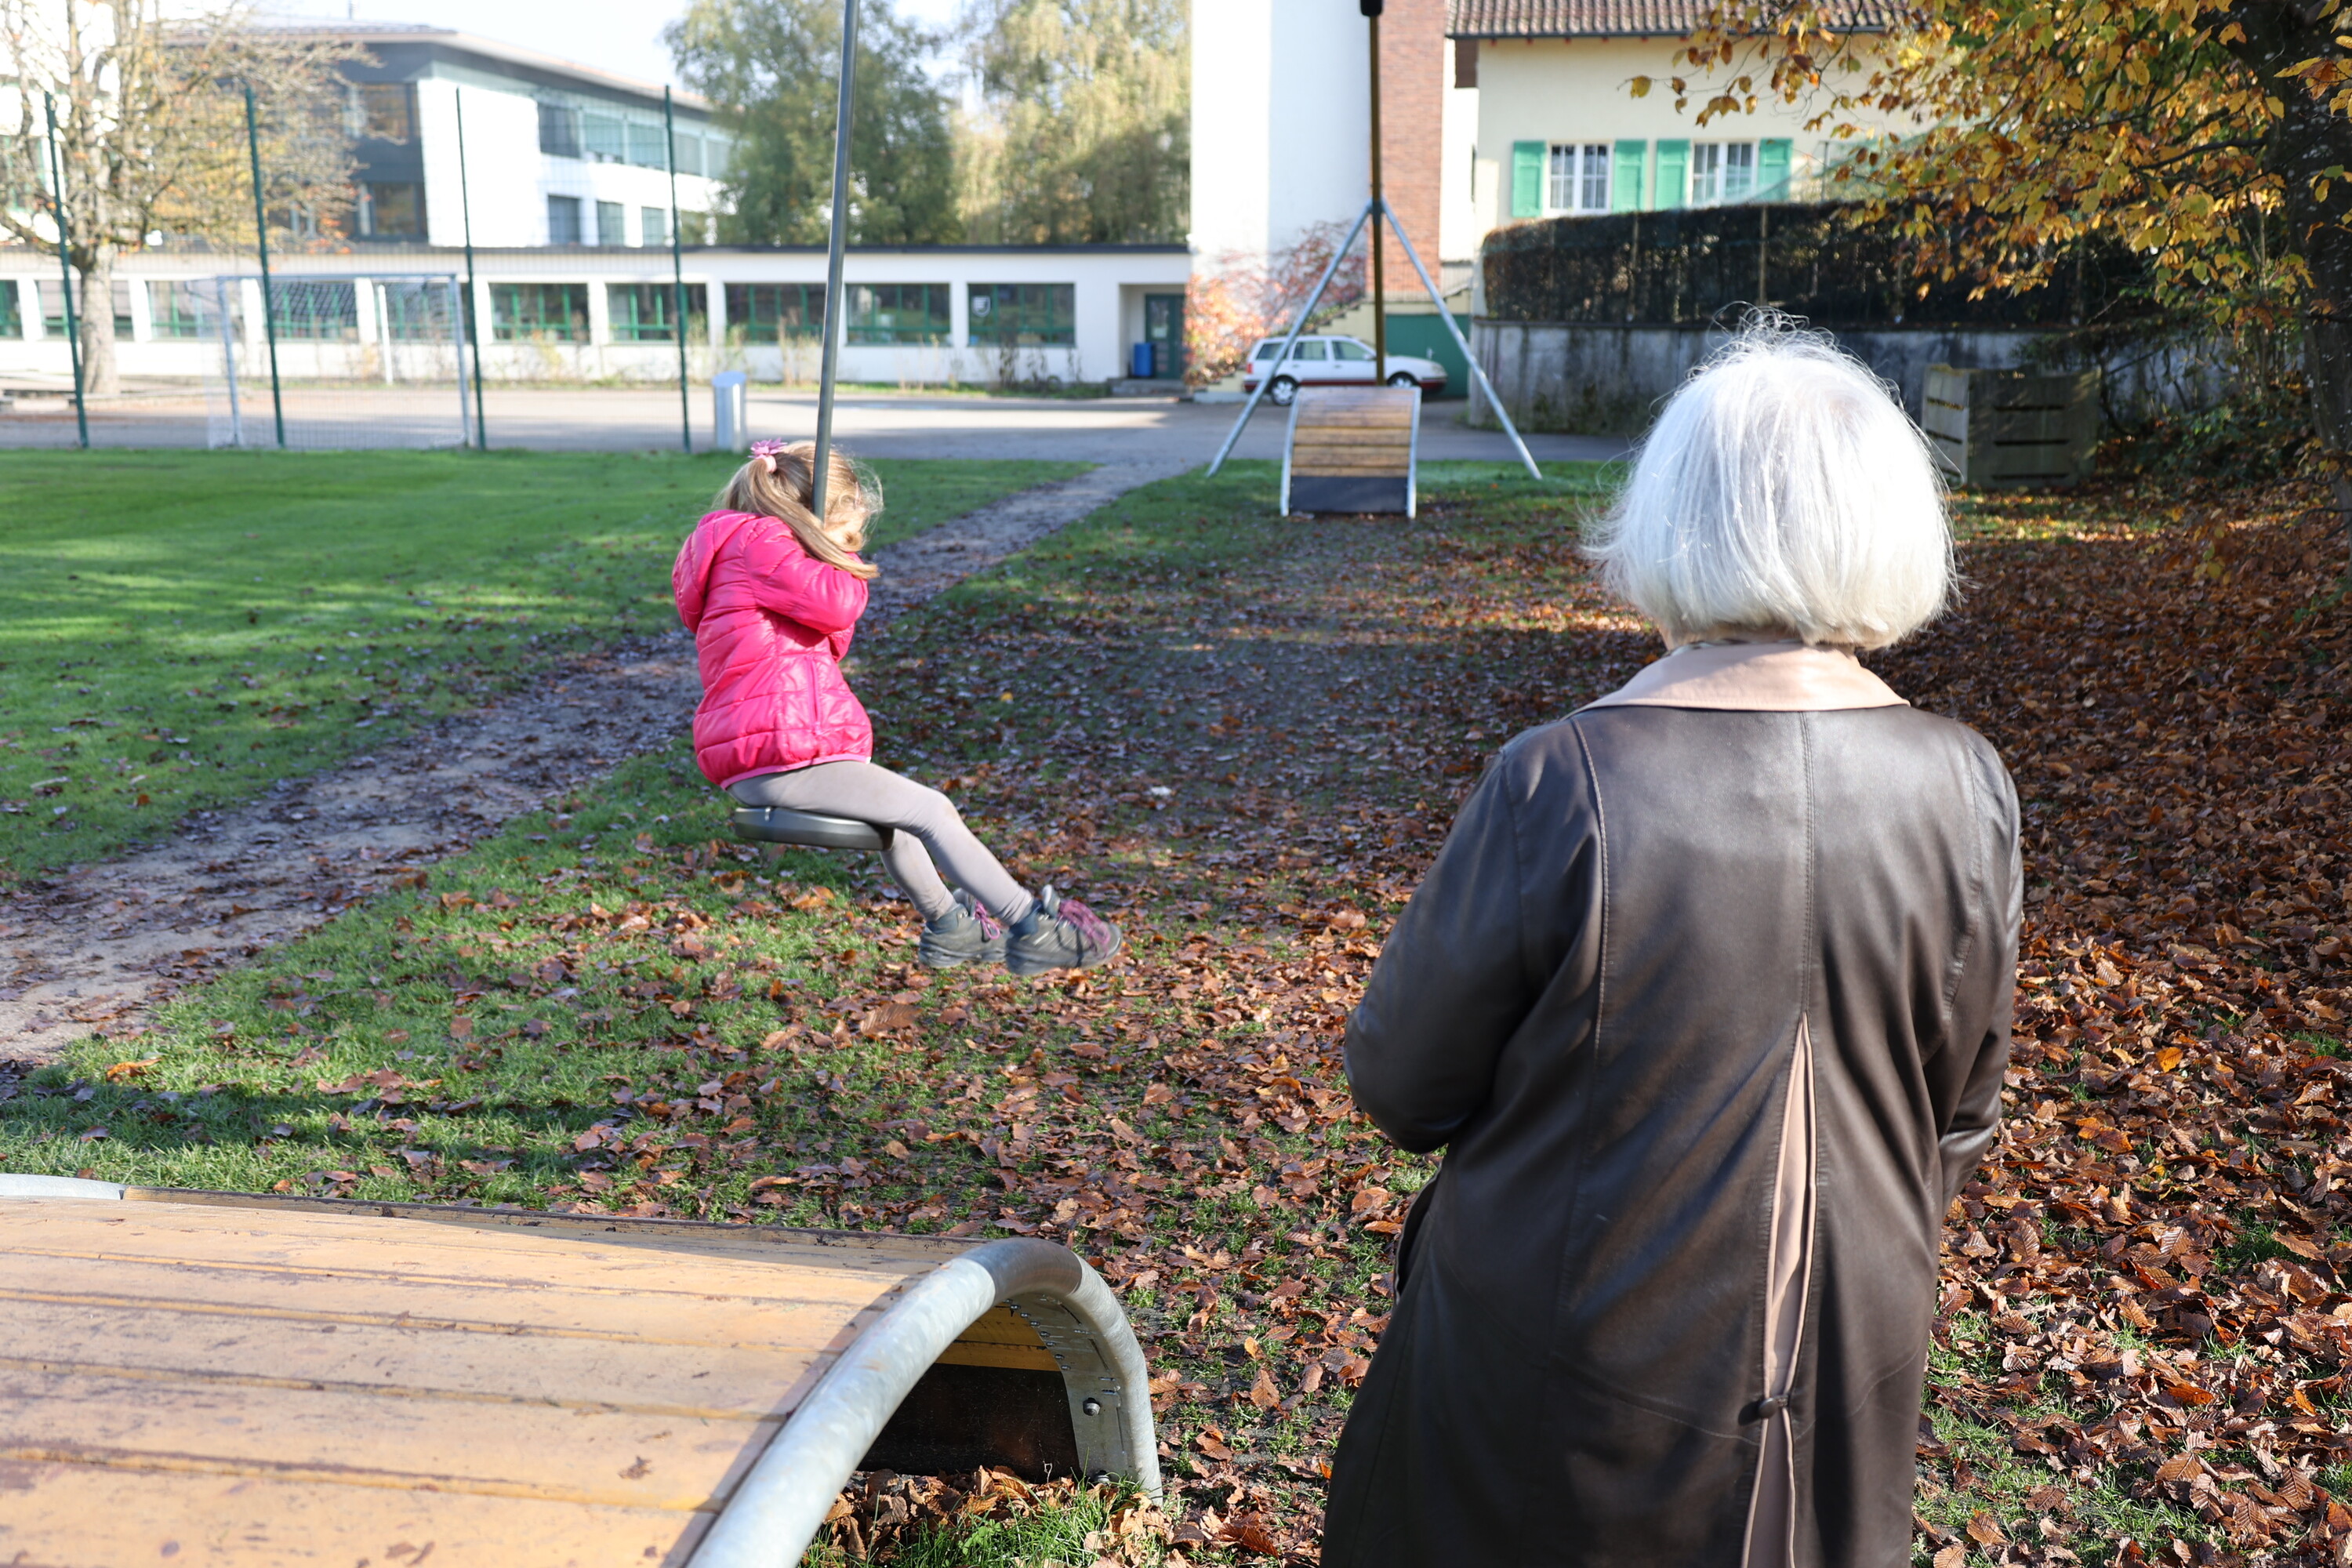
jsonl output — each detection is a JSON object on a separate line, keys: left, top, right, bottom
{"left": 0, "top": 450, "right": 1083, "bottom": 880}
{"left": 5, "top": 459, "right": 2345, "bottom": 1564}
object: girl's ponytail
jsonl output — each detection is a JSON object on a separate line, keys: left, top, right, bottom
{"left": 716, "top": 440, "right": 881, "bottom": 581}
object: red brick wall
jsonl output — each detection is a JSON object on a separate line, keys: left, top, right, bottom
{"left": 1377, "top": 0, "right": 1447, "bottom": 288}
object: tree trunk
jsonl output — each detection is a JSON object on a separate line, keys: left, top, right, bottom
{"left": 2228, "top": 4, "right": 2352, "bottom": 572}
{"left": 78, "top": 242, "right": 120, "bottom": 398}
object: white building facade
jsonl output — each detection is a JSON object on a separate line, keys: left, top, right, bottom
{"left": 0, "top": 245, "right": 1193, "bottom": 387}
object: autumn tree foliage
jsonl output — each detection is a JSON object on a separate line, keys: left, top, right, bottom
{"left": 1185, "top": 220, "right": 1368, "bottom": 389}
{"left": 1657, "top": 3, "right": 2352, "bottom": 519}
{"left": 1, "top": 0, "right": 358, "bottom": 397}
{"left": 666, "top": 0, "right": 960, "bottom": 245}
{"left": 953, "top": 0, "right": 1189, "bottom": 245}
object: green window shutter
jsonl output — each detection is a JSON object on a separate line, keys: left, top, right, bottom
{"left": 1511, "top": 142, "right": 1545, "bottom": 218}
{"left": 1611, "top": 140, "right": 1647, "bottom": 212}
{"left": 1654, "top": 140, "right": 1690, "bottom": 209}
{"left": 1757, "top": 139, "right": 1792, "bottom": 201}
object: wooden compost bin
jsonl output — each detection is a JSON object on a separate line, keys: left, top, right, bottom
{"left": 1922, "top": 364, "right": 2100, "bottom": 488}
{"left": 0, "top": 1176, "right": 1158, "bottom": 1566}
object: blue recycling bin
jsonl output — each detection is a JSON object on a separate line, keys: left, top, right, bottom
{"left": 1131, "top": 343, "right": 1154, "bottom": 379}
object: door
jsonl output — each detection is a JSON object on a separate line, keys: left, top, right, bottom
{"left": 1329, "top": 338, "right": 1378, "bottom": 383}
{"left": 1143, "top": 292, "right": 1185, "bottom": 379}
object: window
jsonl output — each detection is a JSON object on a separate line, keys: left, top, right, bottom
{"left": 628, "top": 122, "right": 668, "bottom": 168}
{"left": 380, "top": 281, "right": 453, "bottom": 343}
{"left": 727, "top": 283, "right": 825, "bottom": 341}
{"left": 358, "top": 182, "right": 423, "bottom": 238}
{"left": 270, "top": 280, "right": 357, "bottom": 341}
{"left": 702, "top": 132, "right": 732, "bottom": 179}
{"left": 1289, "top": 339, "right": 1327, "bottom": 361}
{"left": 608, "top": 281, "right": 705, "bottom": 342}
{"left": 546, "top": 195, "right": 583, "bottom": 245}
{"left": 673, "top": 130, "right": 704, "bottom": 177}
{"left": 845, "top": 283, "right": 949, "bottom": 344}
{"left": 354, "top": 82, "right": 415, "bottom": 142}
{"left": 1548, "top": 143, "right": 1610, "bottom": 213}
{"left": 967, "top": 284, "right": 1074, "bottom": 346}
{"left": 1691, "top": 142, "right": 1758, "bottom": 206}
{"left": 583, "top": 112, "right": 625, "bottom": 163}
{"left": 1330, "top": 339, "right": 1373, "bottom": 361}
{"left": 39, "top": 278, "right": 131, "bottom": 337}
{"left": 148, "top": 280, "right": 208, "bottom": 339}
{"left": 597, "top": 201, "right": 626, "bottom": 246}
{"left": 641, "top": 206, "right": 668, "bottom": 246}
{"left": 539, "top": 102, "right": 582, "bottom": 158}
{"left": 0, "top": 281, "right": 20, "bottom": 340}
{"left": 493, "top": 283, "right": 590, "bottom": 342}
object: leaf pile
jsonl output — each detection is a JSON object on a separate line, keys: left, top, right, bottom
{"left": 809, "top": 1470, "right": 1170, "bottom": 1566}
{"left": 5, "top": 463, "right": 2344, "bottom": 1566}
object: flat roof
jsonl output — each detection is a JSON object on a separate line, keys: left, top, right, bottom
{"left": 260, "top": 21, "right": 716, "bottom": 114}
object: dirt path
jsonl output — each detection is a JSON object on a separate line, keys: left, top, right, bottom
{"left": 0, "top": 459, "right": 1187, "bottom": 1062}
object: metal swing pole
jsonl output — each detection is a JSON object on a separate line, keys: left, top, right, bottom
{"left": 1380, "top": 196, "right": 1541, "bottom": 479}
{"left": 1364, "top": 0, "right": 1386, "bottom": 385}
{"left": 41, "top": 93, "right": 89, "bottom": 449}
{"left": 811, "top": 0, "right": 860, "bottom": 520}
{"left": 454, "top": 89, "right": 488, "bottom": 451}
{"left": 243, "top": 85, "right": 286, "bottom": 449}
{"left": 1203, "top": 198, "right": 1374, "bottom": 477}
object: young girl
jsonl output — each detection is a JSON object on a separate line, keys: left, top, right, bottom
{"left": 673, "top": 438, "right": 1120, "bottom": 975}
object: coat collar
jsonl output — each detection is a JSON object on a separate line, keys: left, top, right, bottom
{"left": 1581, "top": 641, "right": 1907, "bottom": 713}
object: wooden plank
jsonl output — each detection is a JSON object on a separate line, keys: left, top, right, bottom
{"left": 0, "top": 1459, "right": 708, "bottom": 1566}
{"left": 1292, "top": 461, "right": 1416, "bottom": 478}
{"left": 1293, "top": 410, "right": 1416, "bottom": 430}
{"left": 0, "top": 1256, "right": 892, "bottom": 1355}
{"left": 0, "top": 1367, "right": 772, "bottom": 1509}
{"left": 0, "top": 1304, "right": 833, "bottom": 1420}
{"left": 935, "top": 1305, "right": 1058, "bottom": 1373}
{"left": 1288, "top": 428, "right": 1416, "bottom": 447}
{"left": 123, "top": 1189, "right": 972, "bottom": 1269}
{"left": 29, "top": 1200, "right": 941, "bottom": 1284}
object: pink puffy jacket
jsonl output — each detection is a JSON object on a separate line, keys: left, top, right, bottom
{"left": 673, "top": 510, "right": 873, "bottom": 789}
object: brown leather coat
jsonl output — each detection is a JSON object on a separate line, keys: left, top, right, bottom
{"left": 1323, "top": 644, "right": 2020, "bottom": 1568}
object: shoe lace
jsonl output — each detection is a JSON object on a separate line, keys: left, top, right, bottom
{"left": 1051, "top": 895, "right": 1116, "bottom": 951}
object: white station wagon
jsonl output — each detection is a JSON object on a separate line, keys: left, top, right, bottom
{"left": 1243, "top": 334, "right": 1449, "bottom": 405}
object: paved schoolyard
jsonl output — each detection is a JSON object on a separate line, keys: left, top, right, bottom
{"left": 0, "top": 383, "right": 1628, "bottom": 464}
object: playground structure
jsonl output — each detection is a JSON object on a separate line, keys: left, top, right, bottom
{"left": 0, "top": 1176, "right": 1159, "bottom": 1566}
{"left": 1283, "top": 385, "right": 1421, "bottom": 517}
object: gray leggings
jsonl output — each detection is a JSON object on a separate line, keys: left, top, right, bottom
{"left": 728, "top": 760, "right": 1036, "bottom": 927}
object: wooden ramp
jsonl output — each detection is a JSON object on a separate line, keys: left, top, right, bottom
{"left": 0, "top": 1181, "right": 1157, "bottom": 1567}
{"left": 1282, "top": 386, "right": 1420, "bottom": 517}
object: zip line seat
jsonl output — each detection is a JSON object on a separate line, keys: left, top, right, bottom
{"left": 0, "top": 1177, "right": 1160, "bottom": 1567}
{"left": 730, "top": 804, "right": 895, "bottom": 853}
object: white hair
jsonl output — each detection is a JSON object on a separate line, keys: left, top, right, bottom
{"left": 1587, "top": 321, "right": 1953, "bottom": 650}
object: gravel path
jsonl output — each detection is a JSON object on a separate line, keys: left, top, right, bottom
{"left": 0, "top": 459, "right": 1185, "bottom": 1062}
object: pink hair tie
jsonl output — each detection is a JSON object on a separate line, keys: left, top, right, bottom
{"left": 750, "top": 438, "right": 788, "bottom": 474}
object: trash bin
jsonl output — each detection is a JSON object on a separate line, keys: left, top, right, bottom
{"left": 1130, "top": 343, "right": 1154, "bottom": 380}
{"left": 713, "top": 369, "right": 749, "bottom": 453}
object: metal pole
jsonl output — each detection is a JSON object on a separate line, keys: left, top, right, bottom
{"left": 812, "top": 0, "right": 861, "bottom": 521}
{"left": 454, "top": 89, "right": 488, "bottom": 450}
{"left": 43, "top": 93, "right": 89, "bottom": 449}
{"left": 243, "top": 85, "right": 286, "bottom": 449}
{"left": 665, "top": 86, "right": 693, "bottom": 455}
{"left": 1365, "top": 2, "right": 1386, "bottom": 385}
{"left": 1204, "top": 198, "right": 1374, "bottom": 476}
{"left": 1381, "top": 195, "right": 1541, "bottom": 478}
{"left": 214, "top": 277, "right": 243, "bottom": 445}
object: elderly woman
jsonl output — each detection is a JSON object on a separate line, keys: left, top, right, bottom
{"left": 1322, "top": 328, "right": 2020, "bottom": 1568}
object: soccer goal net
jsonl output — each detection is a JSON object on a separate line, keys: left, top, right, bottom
{"left": 199, "top": 274, "right": 474, "bottom": 451}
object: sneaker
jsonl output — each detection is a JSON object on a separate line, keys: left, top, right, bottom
{"left": 917, "top": 889, "right": 1007, "bottom": 970}
{"left": 1004, "top": 886, "right": 1123, "bottom": 977}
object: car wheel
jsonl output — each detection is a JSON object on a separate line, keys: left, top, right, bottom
{"left": 1268, "top": 376, "right": 1299, "bottom": 406}
{"left": 1385, "top": 371, "right": 1420, "bottom": 390}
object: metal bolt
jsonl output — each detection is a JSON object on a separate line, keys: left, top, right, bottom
{"left": 1081, "top": 1397, "right": 1102, "bottom": 1416}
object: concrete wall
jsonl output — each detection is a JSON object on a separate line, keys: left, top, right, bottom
{"left": 1465, "top": 320, "right": 2230, "bottom": 436}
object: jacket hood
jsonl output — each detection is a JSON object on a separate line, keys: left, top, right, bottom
{"left": 673, "top": 510, "right": 767, "bottom": 631}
